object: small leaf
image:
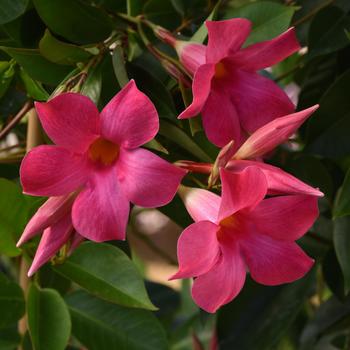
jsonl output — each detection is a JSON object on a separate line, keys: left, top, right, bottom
{"left": 0, "top": 272, "right": 25, "bottom": 328}
{"left": 80, "top": 63, "right": 102, "bottom": 104}
{"left": 0, "top": 60, "right": 15, "bottom": 99}
{"left": 112, "top": 46, "right": 129, "bottom": 88}
{"left": 39, "top": 30, "right": 91, "bottom": 66}
{"left": 0, "top": 0, "right": 29, "bottom": 25}
{"left": 66, "top": 290, "right": 168, "bottom": 350}
{"left": 19, "top": 68, "right": 49, "bottom": 101}
{"left": 54, "top": 242, "right": 156, "bottom": 310}
{"left": 27, "top": 284, "right": 71, "bottom": 350}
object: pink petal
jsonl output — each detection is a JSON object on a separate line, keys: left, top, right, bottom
{"left": 229, "top": 70, "right": 295, "bottom": 134}
{"left": 251, "top": 195, "right": 319, "bottom": 241}
{"left": 28, "top": 213, "right": 73, "bottom": 277}
{"left": 117, "top": 148, "right": 186, "bottom": 208}
{"left": 178, "top": 63, "right": 215, "bottom": 119}
{"left": 234, "top": 105, "right": 319, "bottom": 160}
{"left": 192, "top": 243, "right": 246, "bottom": 313}
{"left": 201, "top": 86, "right": 242, "bottom": 147}
{"left": 232, "top": 28, "right": 300, "bottom": 71}
{"left": 20, "top": 145, "right": 88, "bottom": 197}
{"left": 170, "top": 221, "right": 220, "bottom": 279}
{"left": 240, "top": 234, "right": 314, "bottom": 285}
{"left": 176, "top": 41, "right": 206, "bottom": 75}
{"left": 178, "top": 186, "right": 221, "bottom": 223}
{"left": 205, "top": 19, "right": 251, "bottom": 63}
{"left": 100, "top": 80, "right": 158, "bottom": 149}
{"left": 35, "top": 93, "right": 99, "bottom": 153}
{"left": 17, "top": 194, "right": 74, "bottom": 246}
{"left": 218, "top": 167, "right": 267, "bottom": 221}
{"left": 72, "top": 167, "right": 130, "bottom": 242}
{"left": 226, "top": 160, "right": 323, "bottom": 197}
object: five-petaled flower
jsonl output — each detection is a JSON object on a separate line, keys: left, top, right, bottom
{"left": 158, "top": 18, "right": 300, "bottom": 148}
{"left": 172, "top": 167, "right": 320, "bottom": 313}
{"left": 19, "top": 80, "right": 186, "bottom": 247}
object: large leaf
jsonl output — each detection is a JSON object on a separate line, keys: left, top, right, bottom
{"left": 66, "top": 290, "right": 168, "bottom": 350}
{"left": 39, "top": 30, "right": 91, "bottom": 65}
{"left": 223, "top": 1, "right": 296, "bottom": 46}
{"left": 0, "top": 272, "right": 25, "bottom": 328}
{"left": 217, "top": 273, "right": 314, "bottom": 350}
{"left": 33, "top": 0, "right": 113, "bottom": 44}
{"left": 54, "top": 242, "right": 156, "bottom": 310}
{"left": 0, "top": 0, "right": 29, "bottom": 25}
{"left": 27, "top": 284, "right": 71, "bottom": 350}
{"left": 0, "top": 47, "right": 72, "bottom": 85}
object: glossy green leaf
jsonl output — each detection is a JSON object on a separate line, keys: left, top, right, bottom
{"left": 0, "top": 47, "right": 72, "bottom": 85}
{"left": 27, "top": 284, "right": 71, "bottom": 350}
{"left": 0, "top": 0, "right": 29, "bottom": 25}
{"left": 19, "top": 68, "right": 49, "bottom": 101}
{"left": 334, "top": 167, "right": 350, "bottom": 218}
{"left": 334, "top": 216, "right": 350, "bottom": 294}
{"left": 223, "top": 1, "right": 296, "bottom": 45}
{"left": 39, "top": 30, "right": 91, "bottom": 65}
{"left": 112, "top": 46, "right": 129, "bottom": 88}
{"left": 54, "top": 242, "right": 156, "bottom": 310}
{"left": 0, "top": 60, "right": 15, "bottom": 98}
{"left": 66, "top": 290, "right": 168, "bottom": 350}
{"left": 80, "top": 63, "right": 102, "bottom": 104}
{"left": 0, "top": 272, "right": 25, "bottom": 328}
{"left": 33, "top": 0, "right": 113, "bottom": 44}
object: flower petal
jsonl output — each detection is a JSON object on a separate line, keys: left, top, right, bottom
{"left": 170, "top": 221, "right": 220, "bottom": 279}
{"left": 234, "top": 105, "right": 319, "bottom": 160}
{"left": 205, "top": 19, "right": 251, "bottom": 63}
{"left": 20, "top": 145, "right": 88, "bottom": 196}
{"left": 28, "top": 213, "right": 73, "bottom": 277}
{"left": 226, "top": 160, "right": 323, "bottom": 197}
{"left": 201, "top": 86, "right": 242, "bottom": 147}
{"left": 178, "top": 63, "right": 215, "bottom": 119}
{"left": 100, "top": 80, "right": 158, "bottom": 149}
{"left": 178, "top": 186, "right": 221, "bottom": 223}
{"left": 176, "top": 41, "right": 206, "bottom": 75}
{"left": 117, "top": 148, "right": 186, "bottom": 208}
{"left": 232, "top": 28, "right": 300, "bottom": 71}
{"left": 72, "top": 168, "right": 130, "bottom": 242}
{"left": 192, "top": 243, "right": 246, "bottom": 313}
{"left": 251, "top": 195, "right": 319, "bottom": 241}
{"left": 17, "top": 194, "right": 74, "bottom": 246}
{"left": 229, "top": 69, "right": 295, "bottom": 134}
{"left": 35, "top": 93, "right": 99, "bottom": 153}
{"left": 240, "top": 234, "right": 314, "bottom": 285}
{"left": 219, "top": 167, "right": 267, "bottom": 221}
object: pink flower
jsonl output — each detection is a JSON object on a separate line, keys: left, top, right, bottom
{"left": 160, "top": 19, "right": 300, "bottom": 147}
{"left": 172, "top": 167, "right": 318, "bottom": 312}
{"left": 20, "top": 80, "right": 186, "bottom": 242}
{"left": 177, "top": 105, "right": 323, "bottom": 197}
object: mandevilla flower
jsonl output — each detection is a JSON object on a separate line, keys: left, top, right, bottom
{"left": 172, "top": 167, "right": 320, "bottom": 313}
{"left": 177, "top": 105, "right": 323, "bottom": 197}
{"left": 19, "top": 80, "right": 186, "bottom": 244}
{"left": 158, "top": 19, "right": 300, "bottom": 148}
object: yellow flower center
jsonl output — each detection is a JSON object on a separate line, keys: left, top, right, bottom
{"left": 214, "top": 62, "right": 228, "bottom": 79}
{"left": 88, "top": 138, "right": 120, "bottom": 165}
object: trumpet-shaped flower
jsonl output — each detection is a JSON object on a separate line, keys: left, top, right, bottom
{"left": 176, "top": 105, "right": 323, "bottom": 197}
{"left": 159, "top": 19, "right": 300, "bottom": 148}
{"left": 172, "top": 167, "right": 318, "bottom": 312}
{"left": 20, "top": 80, "right": 186, "bottom": 243}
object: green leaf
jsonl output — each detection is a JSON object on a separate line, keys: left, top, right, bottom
{"left": 308, "top": 6, "right": 350, "bottom": 60}
{"left": 27, "top": 284, "right": 71, "bottom": 350}
{"left": 112, "top": 46, "right": 129, "bottom": 88}
{"left": 0, "top": 60, "right": 15, "bottom": 98}
{"left": 39, "top": 30, "right": 91, "bottom": 66}
{"left": 66, "top": 290, "right": 168, "bottom": 350}
{"left": 54, "top": 242, "right": 156, "bottom": 310}
{"left": 80, "top": 63, "right": 102, "bottom": 104}
{"left": 334, "top": 216, "right": 350, "bottom": 294}
{"left": 0, "top": 178, "right": 32, "bottom": 257}
{"left": 0, "top": 0, "right": 29, "bottom": 25}
{"left": 127, "top": 0, "right": 143, "bottom": 16}
{"left": 334, "top": 167, "right": 350, "bottom": 218}
{"left": 0, "top": 326, "right": 21, "bottom": 350}
{"left": 0, "top": 272, "right": 25, "bottom": 328}
{"left": 19, "top": 68, "right": 49, "bottom": 101}
{"left": 217, "top": 273, "right": 315, "bottom": 350}
{"left": 159, "top": 120, "right": 212, "bottom": 162}
{"left": 33, "top": 0, "right": 113, "bottom": 44}
{"left": 223, "top": 1, "right": 296, "bottom": 45}
{"left": 0, "top": 47, "right": 72, "bottom": 85}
